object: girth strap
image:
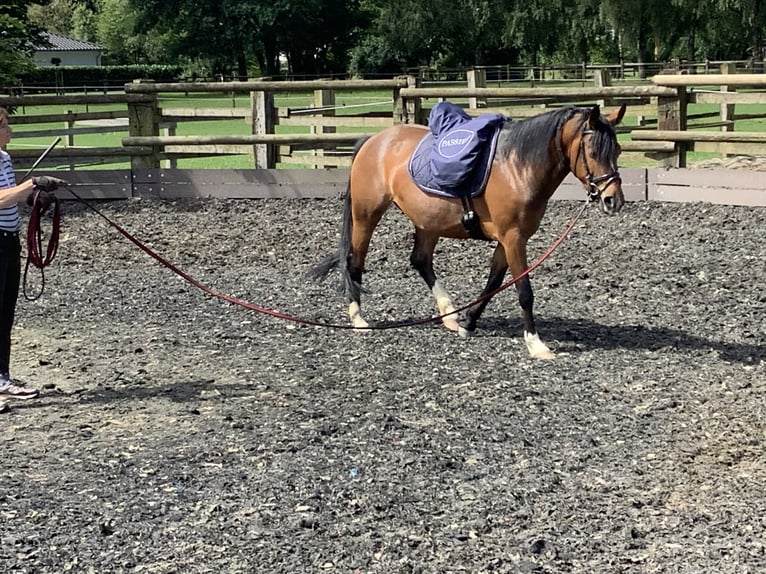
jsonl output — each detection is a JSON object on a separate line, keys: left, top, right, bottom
{"left": 460, "top": 196, "right": 489, "bottom": 241}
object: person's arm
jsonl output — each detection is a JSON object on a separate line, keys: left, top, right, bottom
{"left": 0, "top": 179, "right": 35, "bottom": 209}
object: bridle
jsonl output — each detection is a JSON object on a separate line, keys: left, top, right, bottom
{"left": 578, "top": 129, "right": 622, "bottom": 201}
{"left": 559, "top": 113, "right": 622, "bottom": 202}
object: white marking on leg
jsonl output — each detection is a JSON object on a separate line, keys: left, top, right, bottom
{"left": 524, "top": 331, "right": 555, "bottom": 360}
{"left": 432, "top": 280, "right": 464, "bottom": 334}
{"left": 348, "top": 301, "right": 369, "bottom": 330}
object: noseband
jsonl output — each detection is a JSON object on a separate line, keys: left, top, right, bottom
{"left": 558, "top": 116, "right": 621, "bottom": 202}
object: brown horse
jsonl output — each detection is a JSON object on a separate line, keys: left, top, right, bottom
{"left": 312, "top": 104, "right": 626, "bottom": 358}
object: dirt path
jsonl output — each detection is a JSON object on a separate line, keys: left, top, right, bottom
{"left": 2, "top": 197, "right": 764, "bottom": 573}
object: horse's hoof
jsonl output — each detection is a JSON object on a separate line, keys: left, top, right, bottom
{"left": 457, "top": 326, "right": 471, "bottom": 339}
{"left": 441, "top": 315, "right": 461, "bottom": 333}
{"left": 349, "top": 302, "right": 369, "bottom": 331}
{"left": 531, "top": 348, "right": 556, "bottom": 360}
{"left": 524, "top": 331, "right": 555, "bottom": 360}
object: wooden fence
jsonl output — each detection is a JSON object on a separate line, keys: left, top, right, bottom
{"left": 3, "top": 71, "right": 766, "bottom": 205}
{"left": 6, "top": 69, "right": 766, "bottom": 171}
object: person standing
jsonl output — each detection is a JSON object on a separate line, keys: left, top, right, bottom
{"left": 0, "top": 106, "right": 57, "bottom": 411}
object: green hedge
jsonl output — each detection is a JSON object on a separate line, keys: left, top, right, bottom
{"left": 20, "top": 65, "right": 183, "bottom": 87}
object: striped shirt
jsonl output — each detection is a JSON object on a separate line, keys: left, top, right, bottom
{"left": 0, "top": 150, "right": 21, "bottom": 232}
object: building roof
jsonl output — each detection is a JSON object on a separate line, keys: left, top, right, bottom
{"left": 37, "top": 32, "right": 103, "bottom": 51}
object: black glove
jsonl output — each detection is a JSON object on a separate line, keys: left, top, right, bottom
{"left": 26, "top": 190, "right": 54, "bottom": 210}
{"left": 32, "top": 175, "right": 68, "bottom": 192}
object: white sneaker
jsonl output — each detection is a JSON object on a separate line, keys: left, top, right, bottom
{"left": 0, "top": 378, "right": 39, "bottom": 400}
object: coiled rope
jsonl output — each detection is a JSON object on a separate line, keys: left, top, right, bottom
{"left": 23, "top": 190, "right": 61, "bottom": 301}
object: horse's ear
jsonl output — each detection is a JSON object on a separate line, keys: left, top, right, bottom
{"left": 587, "top": 105, "right": 601, "bottom": 128}
{"left": 606, "top": 104, "right": 627, "bottom": 127}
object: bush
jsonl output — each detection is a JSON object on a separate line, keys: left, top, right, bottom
{"left": 20, "top": 64, "right": 183, "bottom": 88}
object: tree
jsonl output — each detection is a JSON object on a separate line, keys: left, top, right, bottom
{"left": 503, "top": 0, "right": 568, "bottom": 74}
{"left": 0, "top": 0, "right": 45, "bottom": 89}
{"left": 129, "top": 0, "right": 364, "bottom": 78}
{"left": 27, "top": 0, "right": 77, "bottom": 35}
{"left": 438, "top": 0, "right": 509, "bottom": 67}
{"left": 555, "top": 0, "right": 620, "bottom": 65}
{"left": 600, "top": 0, "right": 667, "bottom": 76}
{"left": 72, "top": 3, "right": 99, "bottom": 43}
{"left": 274, "top": 0, "right": 363, "bottom": 76}
{"left": 98, "top": 0, "right": 146, "bottom": 63}
{"left": 710, "top": 0, "right": 766, "bottom": 61}
{"left": 351, "top": 0, "right": 443, "bottom": 72}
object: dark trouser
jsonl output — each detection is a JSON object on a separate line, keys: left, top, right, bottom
{"left": 0, "top": 232, "right": 21, "bottom": 377}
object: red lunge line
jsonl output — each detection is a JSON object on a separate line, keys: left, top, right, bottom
{"left": 61, "top": 187, "right": 588, "bottom": 330}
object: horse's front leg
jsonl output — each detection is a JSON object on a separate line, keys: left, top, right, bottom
{"left": 410, "top": 230, "right": 466, "bottom": 336}
{"left": 503, "top": 235, "right": 555, "bottom": 360}
{"left": 461, "top": 243, "right": 508, "bottom": 333}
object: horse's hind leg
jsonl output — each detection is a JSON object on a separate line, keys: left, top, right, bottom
{"left": 410, "top": 230, "right": 466, "bottom": 335}
{"left": 345, "top": 203, "right": 390, "bottom": 330}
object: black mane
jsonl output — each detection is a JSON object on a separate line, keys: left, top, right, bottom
{"left": 496, "top": 106, "right": 618, "bottom": 166}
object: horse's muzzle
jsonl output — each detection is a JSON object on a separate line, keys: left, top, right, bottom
{"left": 600, "top": 191, "right": 624, "bottom": 215}
{"left": 587, "top": 171, "right": 623, "bottom": 215}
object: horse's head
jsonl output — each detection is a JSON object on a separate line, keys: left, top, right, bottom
{"left": 563, "top": 104, "right": 626, "bottom": 215}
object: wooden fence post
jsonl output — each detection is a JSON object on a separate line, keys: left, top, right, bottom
{"left": 593, "top": 69, "right": 613, "bottom": 107}
{"left": 163, "top": 122, "right": 177, "bottom": 169}
{"left": 250, "top": 90, "right": 276, "bottom": 168}
{"left": 406, "top": 75, "right": 422, "bottom": 124}
{"left": 393, "top": 78, "right": 404, "bottom": 124}
{"left": 312, "top": 89, "right": 335, "bottom": 168}
{"left": 467, "top": 68, "right": 486, "bottom": 109}
{"left": 657, "top": 87, "right": 687, "bottom": 167}
{"left": 66, "top": 110, "right": 75, "bottom": 171}
{"left": 394, "top": 75, "right": 422, "bottom": 125}
{"left": 127, "top": 81, "right": 160, "bottom": 170}
{"left": 720, "top": 62, "right": 736, "bottom": 142}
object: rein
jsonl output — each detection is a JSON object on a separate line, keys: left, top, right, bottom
{"left": 23, "top": 190, "right": 62, "bottom": 301}
{"left": 60, "top": 186, "right": 588, "bottom": 331}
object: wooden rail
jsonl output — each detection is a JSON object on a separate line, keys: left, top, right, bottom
{"left": 0, "top": 93, "right": 153, "bottom": 105}
{"left": 122, "top": 79, "right": 409, "bottom": 93}
{"left": 651, "top": 74, "right": 766, "bottom": 87}
{"left": 398, "top": 85, "right": 676, "bottom": 99}
{"left": 632, "top": 130, "right": 766, "bottom": 142}
{"left": 122, "top": 133, "right": 364, "bottom": 146}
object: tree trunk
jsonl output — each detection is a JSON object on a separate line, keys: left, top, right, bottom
{"left": 262, "top": 37, "right": 280, "bottom": 76}
{"left": 637, "top": 21, "right": 649, "bottom": 79}
{"left": 237, "top": 50, "right": 248, "bottom": 80}
{"left": 751, "top": 0, "right": 764, "bottom": 73}
{"left": 687, "top": 29, "right": 696, "bottom": 74}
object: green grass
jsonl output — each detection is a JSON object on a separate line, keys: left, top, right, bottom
{"left": 8, "top": 86, "right": 766, "bottom": 170}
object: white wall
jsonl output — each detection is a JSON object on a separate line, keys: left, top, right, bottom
{"left": 34, "top": 50, "right": 102, "bottom": 67}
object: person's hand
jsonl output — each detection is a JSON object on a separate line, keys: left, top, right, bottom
{"left": 26, "top": 190, "right": 54, "bottom": 210}
{"left": 32, "top": 176, "right": 67, "bottom": 192}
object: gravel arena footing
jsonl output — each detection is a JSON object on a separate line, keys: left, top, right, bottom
{"left": 2, "top": 196, "right": 765, "bottom": 574}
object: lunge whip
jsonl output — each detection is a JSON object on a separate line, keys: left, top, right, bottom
{"left": 20, "top": 136, "right": 62, "bottom": 182}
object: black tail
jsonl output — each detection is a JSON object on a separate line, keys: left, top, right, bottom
{"left": 309, "top": 136, "right": 371, "bottom": 304}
